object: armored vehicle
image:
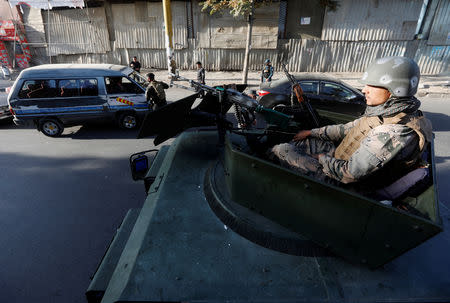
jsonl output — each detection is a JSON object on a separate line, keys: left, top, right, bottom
{"left": 86, "top": 76, "right": 447, "bottom": 303}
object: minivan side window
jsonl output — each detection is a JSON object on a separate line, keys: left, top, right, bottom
{"left": 18, "top": 80, "right": 57, "bottom": 99}
{"left": 105, "top": 77, "right": 143, "bottom": 94}
{"left": 80, "top": 79, "right": 98, "bottom": 96}
{"left": 59, "top": 79, "right": 98, "bottom": 97}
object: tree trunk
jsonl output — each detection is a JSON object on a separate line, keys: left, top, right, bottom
{"left": 242, "top": 1, "right": 254, "bottom": 84}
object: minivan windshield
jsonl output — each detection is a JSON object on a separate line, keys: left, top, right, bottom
{"left": 105, "top": 76, "right": 144, "bottom": 94}
{"left": 129, "top": 71, "right": 149, "bottom": 88}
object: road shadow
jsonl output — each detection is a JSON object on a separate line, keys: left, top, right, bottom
{"left": 0, "top": 118, "right": 14, "bottom": 127}
{"left": 0, "top": 121, "right": 146, "bottom": 140}
{"left": 0, "top": 151, "right": 146, "bottom": 303}
{"left": 423, "top": 111, "right": 450, "bottom": 132}
{"left": 434, "top": 156, "right": 450, "bottom": 165}
{"left": 62, "top": 122, "right": 143, "bottom": 140}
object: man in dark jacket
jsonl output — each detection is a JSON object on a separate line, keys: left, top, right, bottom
{"left": 196, "top": 61, "right": 205, "bottom": 84}
{"left": 130, "top": 56, "right": 141, "bottom": 73}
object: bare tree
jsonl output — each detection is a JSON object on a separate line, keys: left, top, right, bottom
{"left": 200, "top": 0, "right": 271, "bottom": 84}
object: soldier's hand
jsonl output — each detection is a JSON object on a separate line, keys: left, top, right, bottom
{"left": 293, "top": 130, "right": 311, "bottom": 141}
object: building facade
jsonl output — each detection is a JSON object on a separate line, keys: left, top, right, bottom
{"left": 4, "top": 0, "right": 450, "bottom": 74}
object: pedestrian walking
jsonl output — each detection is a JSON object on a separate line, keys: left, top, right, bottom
{"left": 196, "top": 61, "right": 205, "bottom": 85}
{"left": 261, "top": 59, "right": 274, "bottom": 83}
{"left": 129, "top": 56, "right": 141, "bottom": 73}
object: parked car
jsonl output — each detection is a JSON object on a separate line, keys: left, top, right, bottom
{"left": 8, "top": 64, "right": 149, "bottom": 137}
{"left": 1, "top": 64, "right": 11, "bottom": 80}
{"left": 0, "top": 89, "right": 12, "bottom": 123}
{"left": 257, "top": 73, "right": 366, "bottom": 118}
{"left": 0, "top": 103, "right": 12, "bottom": 122}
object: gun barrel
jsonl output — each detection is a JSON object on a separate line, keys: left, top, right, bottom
{"left": 170, "top": 73, "right": 259, "bottom": 109}
{"left": 281, "top": 65, "right": 320, "bottom": 127}
{"left": 170, "top": 72, "right": 295, "bottom": 131}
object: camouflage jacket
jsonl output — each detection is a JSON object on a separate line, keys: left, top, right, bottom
{"left": 145, "top": 81, "right": 168, "bottom": 105}
{"left": 310, "top": 115, "right": 425, "bottom": 184}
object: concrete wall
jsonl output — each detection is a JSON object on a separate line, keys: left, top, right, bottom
{"left": 285, "top": 0, "right": 324, "bottom": 39}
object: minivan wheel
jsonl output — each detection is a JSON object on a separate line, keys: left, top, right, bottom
{"left": 39, "top": 118, "right": 64, "bottom": 137}
{"left": 118, "top": 112, "right": 138, "bottom": 129}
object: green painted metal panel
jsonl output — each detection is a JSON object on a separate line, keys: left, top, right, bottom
{"left": 90, "top": 131, "right": 450, "bottom": 302}
{"left": 223, "top": 134, "right": 442, "bottom": 268}
{"left": 86, "top": 208, "right": 140, "bottom": 303}
{"left": 144, "top": 145, "right": 170, "bottom": 180}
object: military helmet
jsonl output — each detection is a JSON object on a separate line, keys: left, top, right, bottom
{"left": 359, "top": 56, "right": 420, "bottom": 97}
{"left": 265, "top": 59, "right": 271, "bottom": 64}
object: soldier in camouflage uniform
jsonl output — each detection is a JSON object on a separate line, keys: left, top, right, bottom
{"left": 146, "top": 73, "right": 169, "bottom": 110}
{"left": 270, "top": 56, "right": 433, "bottom": 187}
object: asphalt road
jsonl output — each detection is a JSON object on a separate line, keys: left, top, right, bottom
{"left": 421, "top": 97, "right": 450, "bottom": 207}
{"left": 0, "top": 94, "right": 448, "bottom": 303}
{"left": 0, "top": 122, "right": 159, "bottom": 303}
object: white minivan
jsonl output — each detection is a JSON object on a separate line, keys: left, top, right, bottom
{"left": 8, "top": 64, "right": 149, "bottom": 137}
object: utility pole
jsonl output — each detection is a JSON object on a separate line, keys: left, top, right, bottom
{"left": 242, "top": 0, "right": 254, "bottom": 84}
{"left": 162, "top": 0, "right": 176, "bottom": 76}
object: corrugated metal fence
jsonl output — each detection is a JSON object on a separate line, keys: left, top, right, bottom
{"left": 53, "top": 38, "right": 449, "bottom": 75}
{"left": 321, "top": 0, "right": 423, "bottom": 41}
{"left": 31, "top": 0, "right": 450, "bottom": 75}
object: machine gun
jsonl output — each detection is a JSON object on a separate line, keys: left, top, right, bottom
{"left": 137, "top": 73, "right": 298, "bottom": 145}
{"left": 282, "top": 65, "right": 320, "bottom": 127}
{"left": 169, "top": 73, "right": 294, "bottom": 129}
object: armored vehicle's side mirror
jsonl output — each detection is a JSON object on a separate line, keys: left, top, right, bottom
{"left": 129, "top": 150, "right": 159, "bottom": 181}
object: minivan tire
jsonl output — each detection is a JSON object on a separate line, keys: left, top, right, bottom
{"left": 118, "top": 112, "right": 138, "bottom": 129}
{"left": 39, "top": 118, "right": 64, "bottom": 137}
